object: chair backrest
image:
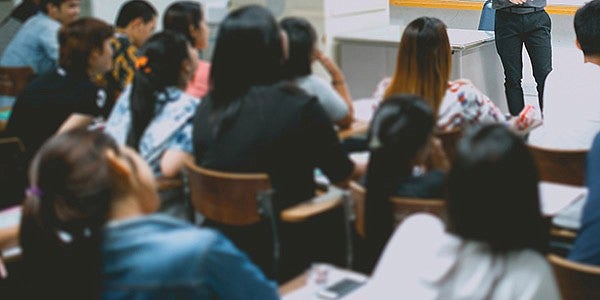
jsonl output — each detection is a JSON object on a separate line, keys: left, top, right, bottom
{"left": 0, "top": 137, "right": 26, "bottom": 210}
{"left": 389, "top": 196, "right": 447, "bottom": 226}
{"left": 0, "top": 66, "right": 34, "bottom": 97}
{"left": 548, "top": 254, "right": 600, "bottom": 300}
{"left": 528, "top": 145, "right": 587, "bottom": 186}
{"left": 435, "top": 127, "right": 463, "bottom": 163}
{"left": 184, "top": 161, "right": 271, "bottom": 226}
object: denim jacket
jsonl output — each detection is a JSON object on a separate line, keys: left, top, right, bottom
{"left": 105, "top": 86, "right": 198, "bottom": 175}
{"left": 0, "top": 12, "right": 60, "bottom": 74}
{"left": 102, "top": 214, "right": 280, "bottom": 300}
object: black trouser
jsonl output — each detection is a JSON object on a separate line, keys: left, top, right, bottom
{"left": 495, "top": 9, "right": 552, "bottom": 115}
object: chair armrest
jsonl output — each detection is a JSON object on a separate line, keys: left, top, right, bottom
{"left": 550, "top": 227, "right": 577, "bottom": 240}
{"left": 338, "top": 120, "right": 369, "bottom": 140}
{"left": 280, "top": 188, "right": 344, "bottom": 223}
{"left": 155, "top": 177, "right": 183, "bottom": 191}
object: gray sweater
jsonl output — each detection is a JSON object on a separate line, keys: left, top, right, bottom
{"left": 492, "top": 0, "right": 546, "bottom": 9}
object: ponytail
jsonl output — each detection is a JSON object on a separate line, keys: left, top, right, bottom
{"left": 125, "top": 31, "right": 191, "bottom": 150}
{"left": 19, "top": 130, "right": 119, "bottom": 300}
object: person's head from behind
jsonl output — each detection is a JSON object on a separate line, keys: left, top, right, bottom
{"left": 364, "top": 94, "right": 435, "bottom": 259}
{"left": 210, "top": 5, "right": 284, "bottom": 103}
{"left": 115, "top": 0, "right": 158, "bottom": 48}
{"left": 59, "top": 17, "right": 114, "bottom": 78}
{"left": 280, "top": 16, "right": 317, "bottom": 79}
{"left": 41, "top": 0, "right": 80, "bottom": 25}
{"left": 127, "top": 31, "right": 198, "bottom": 150}
{"left": 20, "top": 130, "right": 159, "bottom": 299}
{"left": 384, "top": 17, "right": 451, "bottom": 115}
{"left": 447, "top": 124, "right": 547, "bottom": 253}
{"left": 163, "top": 1, "right": 209, "bottom": 50}
{"left": 575, "top": 0, "right": 600, "bottom": 57}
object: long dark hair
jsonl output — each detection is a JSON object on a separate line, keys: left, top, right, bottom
{"left": 384, "top": 17, "right": 451, "bottom": 116}
{"left": 19, "top": 130, "right": 121, "bottom": 299}
{"left": 280, "top": 16, "right": 316, "bottom": 79}
{"left": 364, "top": 94, "right": 435, "bottom": 267}
{"left": 208, "top": 5, "right": 284, "bottom": 137}
{"left": 447, "top": 124, "right": 548, "bottom": 253}
{"left": 163, "top": 1, "right": 203, "bottom": 46}
{"left": 126, "top": 31, "right": 191, "bottom": 150}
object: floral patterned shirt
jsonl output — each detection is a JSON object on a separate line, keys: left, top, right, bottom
{"left": 374, "top": 78, "right": 506, "bottom": 131}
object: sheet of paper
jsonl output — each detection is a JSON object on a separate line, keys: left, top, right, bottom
{"left": 283, "top": 265, "right": 368, "bottom": 300}
{"left": 0, "top": 206, "right": 21, "bottom": 229}
{"left": 539, "top": 182, "right": 587, "bottom": 216}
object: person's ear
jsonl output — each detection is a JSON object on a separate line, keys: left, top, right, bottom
{"left": 46, "top": 3, "right": 59, "bottom": 18}
{"left": 576, "top": 39, "right": 582, "bottom": 51}
{"left": 105, "top": 149, "right": 132, "bottom": 179}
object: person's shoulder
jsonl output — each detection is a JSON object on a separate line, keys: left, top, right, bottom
{"left": 250, "top": 81, "right": 313, "bottom": 105}
{"left": 139, "top": 215, "right": 224, "bottom": 255}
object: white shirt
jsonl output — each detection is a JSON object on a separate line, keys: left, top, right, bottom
{"left": 349, "top": 214, "right": 560, "bottom": 300}
{"left": 529, "top": 62, "right": 600, "bottom": 150}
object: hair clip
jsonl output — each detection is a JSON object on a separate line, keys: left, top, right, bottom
{"left": 26, "top": 186, "right": 43, "bottom": 198}
{"left": 135, "top": 56, "right": 152, "bottom": 74}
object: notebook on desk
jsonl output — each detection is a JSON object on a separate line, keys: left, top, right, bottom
{"left": 539, "top": 182, "right": 587, "bottom": 217}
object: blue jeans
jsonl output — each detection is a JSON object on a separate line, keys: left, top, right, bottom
{"left": 495, "top": 9, "right": 552, "bottom": 115}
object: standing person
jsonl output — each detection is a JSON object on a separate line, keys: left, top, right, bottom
{"left": 101, "top": 0, "right": 157, "bottom": 114}
{"left": 493, "top": 0, "right": 552, "bottom": 115}
{"left": 0, "top": 0, "right": 81, "bottom": 74}
{"left": 163, "top": 1, "right": 211, "bottom": 98}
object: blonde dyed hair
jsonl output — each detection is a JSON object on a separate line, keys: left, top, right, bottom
{"left": 384, "top": 17, "right": 451, "bottom": 115}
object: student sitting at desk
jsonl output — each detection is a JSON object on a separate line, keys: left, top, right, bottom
{"left": 105, "top": 31, "right": 198, "bottom": 178}
{"left": 280, "top": 17, "right": 354, "bottom": 129}
{"left": 6, "top": 17, "right": 113, "bottom": 165}
{"left": 163, "top": 1, "right": 211, "bottom": 99}
{"left": 354, "top": 124, "right": 559, "bottom": 300}
{"left": 19, "top": 129, "right": 279, "bottom": 299}
{"left": 193, "top": 5, "right": 359, "bottom": 279}
{"left": 374, "top": 17, "right": 509, "bottom": 131}
{"left": 363, "top": 94, "right": 449, "bottom": 271}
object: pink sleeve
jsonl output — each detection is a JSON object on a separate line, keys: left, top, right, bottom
{"left": 185, "top": 60, "right": 211, "bottom": 98}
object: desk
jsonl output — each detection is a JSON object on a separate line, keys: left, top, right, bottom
{"left": 338, "top": 120, "right": 369, "bottom": 140}
{"left": 336, "top": 25, "right": 508, "bottom": 113}
{"left": 281, "top": 264, "right": 368, "bottom": 299}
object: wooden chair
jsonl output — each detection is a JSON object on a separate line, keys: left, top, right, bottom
{"left": 0, "top": 137, "right": 26, "bottom": 210}
{"left": 389, "top": 196, "right": 447, "bottom": 227}
{"left": 548, "top": 254, "right": 600, "bottom": 300}
{"left": 528, "top": 145, "right": 587, "bottom": 186}
{"left": 434, "top": 127, "right": 462, "bottom": 163}
{"left": 0, "top": 66, "right": 34, "bottom": 97}
{"left": 349, "top": 181, "right": 366, "bottom": 238}
{"left": 184, "top": 161, "right": 355, "bottom": 277}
